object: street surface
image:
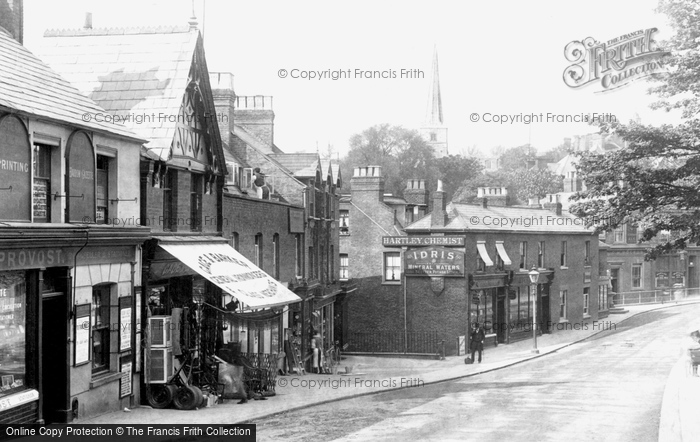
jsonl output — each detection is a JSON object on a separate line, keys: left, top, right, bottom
{"left": 255, "top": 305, "right": 700, "bottom": 442}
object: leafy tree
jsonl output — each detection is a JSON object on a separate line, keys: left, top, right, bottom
{"left": 435, "top": 155, "right": 483, "bottom": 202}
{"left": 569, "top": 0, "right": 700, "bottom": 259}
{"left": 509, "top": 168, "right": 564, "bottom": 203}
{"left": 498, "top": 144, "right": 536, "bottom": 171}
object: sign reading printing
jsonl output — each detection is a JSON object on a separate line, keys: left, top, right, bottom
{"left": 405, "top": 246, "right": 464, "bottom": 277}
{"left": 159, "top": 243, "right": 301, "bottom": 309}
{"left": 563, "top": 27, "right": 669, "bottom": 92}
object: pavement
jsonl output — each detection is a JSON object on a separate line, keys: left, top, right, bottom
{"left": 81, "top": 300, "right": 700, "bottom": 440}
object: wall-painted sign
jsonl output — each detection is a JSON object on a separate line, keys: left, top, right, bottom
{"left": 405, "top": 246, "right": 465, "bottom": 277}
{"left": 383, "top": 236, "right": 465, "bottom": 247}
{"left": 0, "top": 116, "right": 31, "bottom": 222}
{"left": 289, "top": 208, "right": 305, "bottom": 233}
{"left": 66, "top": 131, "right": 95, "bottom": 223}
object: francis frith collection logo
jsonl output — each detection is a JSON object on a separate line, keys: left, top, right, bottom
{"left": 563, "top": 27, "right": 669, "bottom": 92}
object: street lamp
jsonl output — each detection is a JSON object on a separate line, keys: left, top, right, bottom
{"left": 528, "top": 266, "right": 540, "bottom": 354}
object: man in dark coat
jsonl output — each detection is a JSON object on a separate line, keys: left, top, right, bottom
{"left": 470, "top": 323, "right": 486, "bottom": 363}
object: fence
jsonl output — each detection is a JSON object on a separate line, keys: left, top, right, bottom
{"left": 612, "top": 287, "right": 700, "bottom": 306}
{"left": 347, "top": 331, "right": 443, "bottom": 355}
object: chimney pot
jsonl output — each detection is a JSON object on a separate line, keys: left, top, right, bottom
{"left": 481, "top": 198, "right": 488, "bottom": 208}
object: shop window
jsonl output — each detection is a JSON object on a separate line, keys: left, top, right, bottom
{"left": 339, "top": 210, "right": 349, "bottom": 235}
{"left": 33, "top": 144, "right": 52, "bottom": 222}
{"left": 255, "top": 233, "right": 263, "bottom": 269}
{"left": 632, "top": 264, "right": 643, "bottom": 289}
{"left": 295, "top": 234, "right": 303, "bottom": 277}
{"left": 190, "top": 173, "right": 202, "bottom": 231}
{"left": 340, "top": 254, "right": 349, "bottom": 280}
{"left": 163, "top": 170, "right": 176, "bottom": 231}
{"left": 538, "top": 241, "right": 545, "bottom": 268}
{"left": 96, "top": 155, "right": 109, "bottom": 224}
{"left": 92, "top": 284, "right": 112, "bottom": 374}
{"left": 560, "top": 241, "right": 567, "bottom": 267}
{"left": 0, "top": 271, "right": 27, "bottom": 399}
{"left": 583, "top": 287, "right": 590, "bottom": 316}
{"left": 519, "top": 242, "right": 528, "bottom": 269}
{"left": 384, "top": 252, "right": 401, "bottom": 282}
{"left": 559, "top": 290, "right": 567, "bottom": 320}
{"left": 273, "top": 233, "right": 280, "bottom": 279}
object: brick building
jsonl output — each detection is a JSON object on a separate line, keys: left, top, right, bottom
{"left": 41, "top": 23, "right": 300, "bottom": 409}
{"left": 0, "top": 28, "right": 149, "bottom": 423}
{"left": 343, "top": 166, "right": 607, "bottom": 357}
{"left": 211, "top": 75, "right": 349, "bottom": 371}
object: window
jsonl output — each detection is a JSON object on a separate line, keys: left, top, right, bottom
{"left": 96, "top": 155, "right": 109, "bottom": 224}
{"left": 329, "top": 245, "right": 334, "bottom": 282}
{"left": 477, "top": 255, "right": 486, "bottom": 272}
{"left": 519, "top": 242, "right": 528, "bottom": 269}
{"left": 225, "top": 162, "right": 239, "bottom": 186}
{"left": 340, "top": 254, "right": 349, "bottom": 280}
{"left": 384, "top": 252, "right": 401, "bottom": 282}
{"left": 339, "top": 210, "right": 349, "bottom": 235}
{"left": 537, "top": 241, "right": 545, "bottom": 268}
{"left": 632, "top": 264, "right": 642, "bottom": 289}
{"left": 163, "top": 170, "right": 176, "bottom": 231}
{"left": 243, "top": 168, "right": 253, "bottom": 190}
{"left": 430, "top": 132, "right": 437, "bottom": 141}
{"left": 92, "top": 284, "right": 111, "bottom": 373}
{"left": 33, "top": 144, "right": 52, "bottom": 222}
{"left": 560, "top": 241, "right": 567, "bottom": 267}
{"left": 272, "top": 234, "right": 280, "bottom": 279}
{"left": 559, "top": 290, "right": 567, "bottom": 320}
{"left": 495, "top": 246, "right": 504, "bottom": 271}
{"left": 231, "top": 232, "right": 239, "bottom": 251}
{"left": 190, "top": 173, "right": 202, "bottom": 231}
{"left": 583, "top": 287, "right": 590, "bottom": 316}
{"left": 598, "top": 285, "right": 609, "bottom": 311}
{"left": 584, "top": 241, "right": 591, "bottom": 266}
{"left": 295, "top": 234, "right": 303, "bottom": 277}
{"left": 255, "top": 233, "right": 263, "bottom": 269}
{"left": 614, "top": 226, "right": 625, "bottom": 243}
{"left": 309, "top": 246, "right": 315, "bottom": 279}
{"left": 0, "top": 271, "right": 27, "bottom": 399}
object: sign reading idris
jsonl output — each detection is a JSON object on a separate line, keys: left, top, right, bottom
{"left": 405, "top": 246, "right": 465, "bottom": 277}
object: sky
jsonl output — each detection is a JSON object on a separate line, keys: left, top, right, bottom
{"left": 22, "top": 0, "right": 683, "bottom": 158}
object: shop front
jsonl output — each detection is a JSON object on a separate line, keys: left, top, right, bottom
{"left": 0, "top": 226, "right": 147, "bottom": 424}
{"left": 141, "top": 236, "right": 301, "bottom": 405}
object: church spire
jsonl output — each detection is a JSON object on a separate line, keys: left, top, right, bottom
{"left": 426, "top": 46, "right": 443, "bottom": 126}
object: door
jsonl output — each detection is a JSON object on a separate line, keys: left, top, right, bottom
{"left": 496, "top": 296, "right": 506, "bottom": 343}
{"left": 610, "top": 268, "right": 619, "bottom": 294}
{"left": 540, "top": 285, "right": 551, "bottom": 333}
{"left": 41, "top": 292, "right": 69, "bottom": 423}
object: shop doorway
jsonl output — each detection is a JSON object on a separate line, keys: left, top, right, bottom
{"left": 540, "top": 288, "right": 551, "bottom": 333}
{"left": 41, "top": 292, "right": 69, "bottom": 423}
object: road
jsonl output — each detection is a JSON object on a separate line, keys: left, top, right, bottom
{"left": 256, "top": 305, "right": 699, "bottom": 442}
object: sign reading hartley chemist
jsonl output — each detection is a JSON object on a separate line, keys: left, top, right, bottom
{"left": 383, "top": 236, "right": 464, "bottom": 247}
{"left": 405, "top": 246, "right": 465, "bottom": 277}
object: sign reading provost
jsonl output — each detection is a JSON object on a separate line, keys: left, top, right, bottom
{"left": 405, "top": 246, "right": 464, "bottom": 277}
{"left": 383, "top": 236, "right": 464, "bottom": 247}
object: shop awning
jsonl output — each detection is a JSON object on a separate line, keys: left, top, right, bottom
{"left": 159, "top": 242, "right": 302, "bottom": 309}
{"left": 496, "top": 242, "right": 512, "bottom": 266}
{"left": 476, "top": 242, "right": 494, "bottom": 267}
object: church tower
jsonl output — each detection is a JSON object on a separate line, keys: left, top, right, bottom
{"left": 420, "top": 47, "right": 448, "bottom": 158}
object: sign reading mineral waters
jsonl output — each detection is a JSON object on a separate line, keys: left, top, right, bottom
{"left": 405, "top": 246, "right": 464, "bottom": 277}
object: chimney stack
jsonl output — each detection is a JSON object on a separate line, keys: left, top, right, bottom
{"left": 431, "top": 180, "right": 447, "bottom": 227}
{"left": 234, "top": 96, "right": 275, "bottom": 148}
{"left": 351, "top": 166, "right": 384, "bottom": 203}
{"left": 477, "top": 187, "right": 509, "bottom": 207}
{"left": 0, "top": 0, "right": 23, "bottom": 44}
{"left": 543, "top": 194, "right": 562, "bottom": 216}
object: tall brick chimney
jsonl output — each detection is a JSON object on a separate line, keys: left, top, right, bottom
{"left": 209, "top": 72, "right": 236, "bottom": 147}
{"left": 431, "top": 180, "right": 447, "bottom": 227}
{"left": 234, "top": 95, "right": 275, "bottom": 147}
{"left": 404, "top": 179, "right": 428, "bottom": 205}
{"left": 351, "top": 166, "right": 384, "bottom": 204}
{"left": 0, "top": 0, "right": 23, "bottom": 44}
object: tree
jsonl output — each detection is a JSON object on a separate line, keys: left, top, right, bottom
{"left": 435, "top": 155, "right": 483, "bottom": 202}
{"left": 569, "top": 0, "right": 700, "bottom": 259}
{"left": 508, "top": 168, "right": 564, "bottom": 203}
{"left": 498, "top": 144, "right": 535, "bottom": 171}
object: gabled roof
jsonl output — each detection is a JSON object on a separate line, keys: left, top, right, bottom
{"left": 38, "top": 26, "right": 201, "bottom": 158}
{"left": 406, "top": 203, "right": 594, "bottom": 234}
{"left": 549, "top": 153, "right": 577, "bottom": 176}
{"left": 0, "top": 31, "right": 141, "bottom": 141}
{"left": 268, "top": 152, "right": 320, "bottom": 178}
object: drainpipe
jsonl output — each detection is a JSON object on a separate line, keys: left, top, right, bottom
{"left": 402, "top": 246, "right": 407, "bottom": 354}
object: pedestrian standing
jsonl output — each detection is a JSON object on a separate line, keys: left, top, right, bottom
{"left": 470, "top": 322, "right": 486, "bottom": 363}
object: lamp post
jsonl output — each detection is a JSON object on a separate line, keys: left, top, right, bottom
{"left": 528, "top": 266, "right": 540, "bottom": 354}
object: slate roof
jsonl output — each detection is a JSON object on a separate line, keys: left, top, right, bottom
{"left": 38, "top": 26, "right": 200, "bottom": 158}
{"left": 0, "top": 31, "right": 141, "bottom": 140}
{"left": 268, "top": 153, "right": 320, "bottom": 178}
{"left": 406, "top": 202, "right": 594, "bottom": 234}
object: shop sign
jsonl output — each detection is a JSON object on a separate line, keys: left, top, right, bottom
{"left": 0, "top": 246, "right": 135, "bottom": 271}
{"left": 383, "top": 236, "right": 464, "bottom": 247}
{"left": 289, "top": 208, "right": 305, "bottom": 233}
{"left": 149, "top": 260, "right": 196, "bottom": 279}
{"left": 120, "top": 359, "right": 132, "bottom": 398}
{"left": 405, "top": 247, "right": 465, "bottom": 277}
{"left": 119, "top": 296, "right": 132, "bottom": 352}
{"left": 76, "top": 247, "right": 134, "bottom": 265}
{"left": 0, "top": 389, "right": 38, "bottom": 411}
{"left": 0, "top": 116, "right": 31, "bottom": 222}
{"left": 66, "top": 132, "right": 95, "bottom": 223}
